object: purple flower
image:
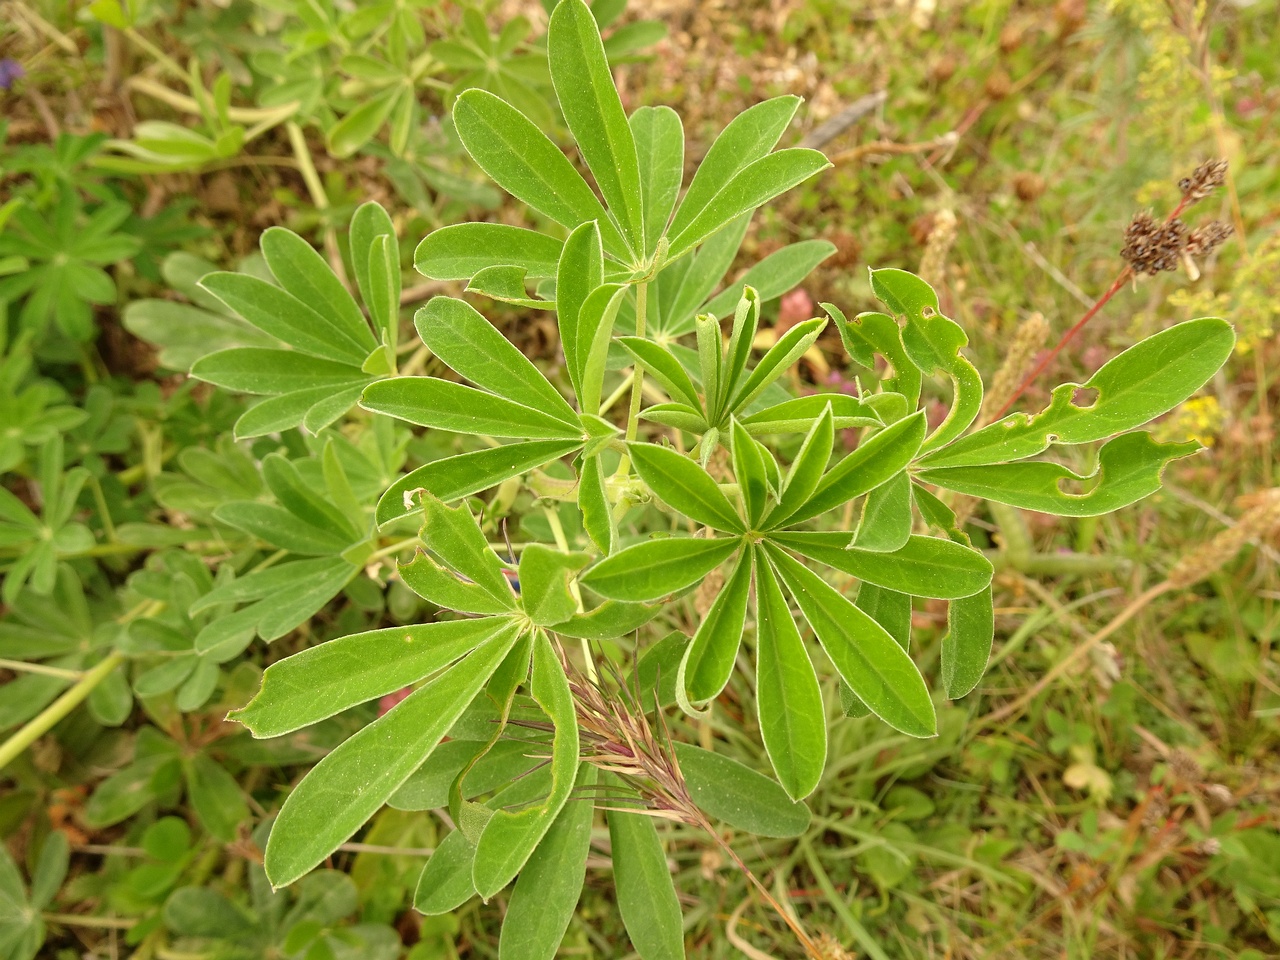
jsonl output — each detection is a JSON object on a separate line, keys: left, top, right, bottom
{"left": 0, "top": 59, "right": 24, "bottom": 91}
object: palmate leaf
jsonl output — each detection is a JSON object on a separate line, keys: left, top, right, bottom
{"left": 187, "top": 209, "right": 401, "bottom": 437}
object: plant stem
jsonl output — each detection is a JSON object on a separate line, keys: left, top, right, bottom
{"left": 544, "top": 506, "right": 595, "bottom": 682}
{"left": 286, "top": 121, "right": 348, "bottom": 286}
{"left": 0, "top": 659, "right": 84, "bottom": 680}
{"left": 614, "top": 282, "right": 648, "bottom": 478}
{"left": 0, "top": 652, "right": 124, "bottom": 773}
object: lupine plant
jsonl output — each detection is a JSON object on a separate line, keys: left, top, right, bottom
{"left": 190, "top": 2, "right": 1241, "bottom": 957}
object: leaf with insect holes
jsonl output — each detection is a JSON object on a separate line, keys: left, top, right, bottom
{"left": 918, "top": 316, "right": 1236, "bottom": 469}
{"left": 869, "top": 268, "right": 982, "bottom": 453}
{"left": 918, "top": 431, "right": 1202, "bottom": 517}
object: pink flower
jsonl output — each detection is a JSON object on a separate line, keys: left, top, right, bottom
{"left": 378, "top": 686, "right": 412, "bottom": 716}
{"left": 777, "top": 288, "right": 815, "bottom": 333}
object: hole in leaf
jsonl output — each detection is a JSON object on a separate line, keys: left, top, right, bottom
{"left": 1071, "top": 387, "right": 1099, "bottom": 408}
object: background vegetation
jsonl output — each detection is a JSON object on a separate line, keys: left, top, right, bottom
{"left": 0, "top": 0, "right": 1277, "bottom": 957}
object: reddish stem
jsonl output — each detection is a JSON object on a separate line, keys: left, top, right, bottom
{"left": 992, "top": 195, "right": 1194, "bottom": 420}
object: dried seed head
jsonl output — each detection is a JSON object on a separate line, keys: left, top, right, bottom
{"left": 1121, "top": 212, "right": 1188, "bottom": 275}
{"left": 981, "top": 312, "right": 1050, "bottom": 425}
{"left": 1178, "top": 159, "right": 1228, "bottom": 204}
{"left": 1185, "top": 220, "right": 1233, "bottom": 260}
{"left": 1165, "top": 489, "right": 1280, "bottom": 589}
{"left": 1169, "top": 748, "right": 1202, "bottom": 784}
{"left": 918, "top": 207, "right": 957, "bottom": 286}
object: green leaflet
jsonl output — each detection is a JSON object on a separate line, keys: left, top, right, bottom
{"left": 498, "top": 764, "right": 597, "bottom": 960}
{"left": 855, "top": 584, "right": 912, "bottom": 651}
{"left": 730, "top": 419, "right": 771, "bottom": 527}
{"left": 263, "top": 624, "right": 522, "bottom": 887}
{"left": 754, "top": 554, "right": 826, "bottom": 800}
{"left": 770, "top": 405, "right": 834, "bottom": 524}
{"left": 673, "top": 742, "right": 811, "bottom": 838}
{"left": 350, "top": 202, "right": 400, "bottom": 350}
{"left": 518, "top": 544, "right": 590, "bottom": 626}
{"left": 411, "top": 297, "right": 578, "bottom": 422}
{"left": 767, "top": 545, "right": 936, "bottom": 739}
{"left": 452, "top": 89, "right": 627, "bottom": 257}
{"left": 414, "top": 223, "right": 565, "bottom": 281}
{"left": 557, "top": 222, "right": 605, "bottom": 403}
{"left": 773, "top": 532, "right": 993, "bottom": 599}
{"left": 631, "top": 105, "right": 684, "bottom": 256}
{"left": 668, "top": 95, "right": 800, "bottom": 240}
{"left": 658, "top": 215, "right": 751, "bottom": 336}
{"left": 260, "top": 227, "right": 375, "bottom": 356}
{"left": 833, "top": 305, "right": 923, "bottom": 408}
{"left": 618, "top": 337, "right": 701, "bottom": 410}
{"left": 472, "top": 631, "right": 580, "bottom": 898}
{"left": 666, "top": 149, "right": 830, "bottom": 263}
{"left": 770, "top": 410, "right": 925, "bottom": 528}
{"left": 546, "top": 598, "right": 661, "bottom": 641}
{"left": 377, "top": 440, "right": 584, "bottom": 526}
{"left": 729, "top": 316, "right": 826, "bottom": 415}
{"left": 918, "top": 316, "right": 1237, "bottom": 469}
{"left": 679, "top": 545, "right": 753, "bottom": 706}
{"left": 608, "top": 798, "right": 686, "bottom": 960}
{"left": 230, "top": 618, "right": 510, "bottom": 738}
{"left": 192, "top": 348, "right": 369, "bottom": 396}
{"left": 213, "top": 502, "right": 352, "bottom": 556}
{"left": 853, "top": 470, "right": 913, "bottom": 552}
{"left": 362, "top": 378, "right": 581, "bottom": 439}
{"left": 419, "top": 495, "right": 516, "bottom": 605}
{"left": 580, "top": 536, "right": 741, "bottom": 602}
{"left": 577, "top": 283, "right": 628, "bottom": 416}
{"left": 942, "top": 585, "right": 994, "bottom": 700}
{"left": 548, "top": 0, "right": 644, "bottom": 256}
{"left": 414, "top": 828, "right": 478, "bottom": 916}
{"left": 577, "top": 452, "right": 616, "bottom": 554}
{"left": 627, "top": 442, "right": 744, "bottom": 533}
{"left": 198, "top": 272, "right": 370, "bottom": 365}
{"left": 919, "top": 431, "right": 1201, "bottom": 517}
{"left": 235, "top": 384, "right": 366, "bottom": 439}
{"left": 869, "top": 268, "right": 982, "bottom": 453}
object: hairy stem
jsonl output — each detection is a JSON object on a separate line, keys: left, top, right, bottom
{"left": 614, "top": 281, "right": 649, "bottom": 478}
